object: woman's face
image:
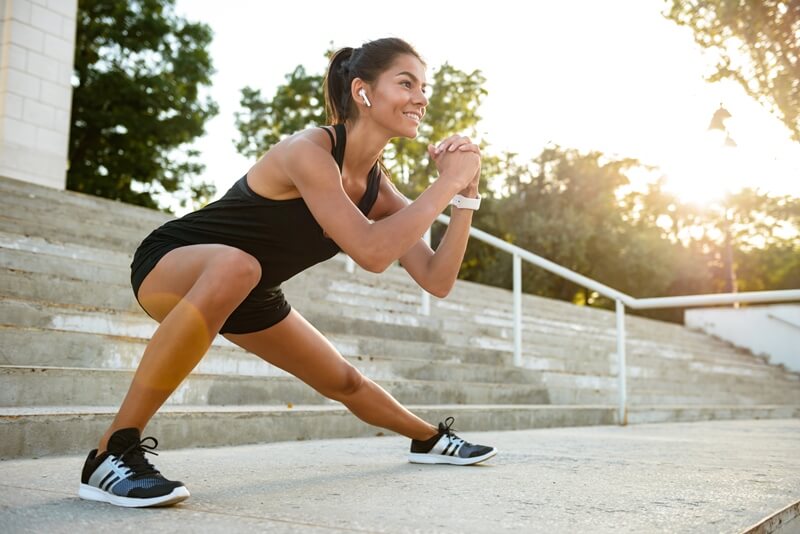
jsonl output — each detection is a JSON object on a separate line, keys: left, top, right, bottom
{"left": 367, "top": 54, "right": 429, "bottom": 138}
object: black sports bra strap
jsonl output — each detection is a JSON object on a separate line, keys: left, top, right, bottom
{"left": 320, "top": 123, "right": 378, "bottom": 216}
{"left": 317, "top": 125, "right": 345, "bottom": 172}
{"left": 332, "top": 123, "right": 346, "bottom": 170}
{"left": 319, "top": 126, "right": 335, "bottom": 152}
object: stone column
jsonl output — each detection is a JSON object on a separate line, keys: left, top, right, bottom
{"left": 0, "top": 0, "right": 77, "bottom": 189}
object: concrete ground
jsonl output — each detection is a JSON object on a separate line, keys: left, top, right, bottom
{"left": 1, "top": 419, "right": 798, "bottom": 533}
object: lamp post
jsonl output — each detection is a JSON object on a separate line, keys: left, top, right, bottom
{"left": 707, "top": 104, "right": 738, "bottom": 296}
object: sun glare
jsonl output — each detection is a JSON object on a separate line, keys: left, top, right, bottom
{"left": 661, "top": 131, "right": 745, "bottom": 205}
{"left": 657, "top": 98, "right": 799, "bottom": 207}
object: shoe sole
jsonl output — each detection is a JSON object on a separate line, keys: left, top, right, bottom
{"left": 79, "top": 484, "right": 190, "bottom": 507}
{"left": 407, "top": 448, "right": 497, "bottom": 466}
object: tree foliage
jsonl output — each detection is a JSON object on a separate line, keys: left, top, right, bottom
{"left": 663, "top": 0, "right": 800, "bottom": 141}
{"left": 234, "top": 66, "right": 325, "bottom": 160}
{"left": 69, "top": 0, "right": 218, "bottom": 210}
{"left": 464, "top": 147, "right": 676, "bottom": 305}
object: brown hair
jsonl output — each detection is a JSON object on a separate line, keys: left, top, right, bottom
{"left": 323, "top": 38, "right": 424, "bottom": 125}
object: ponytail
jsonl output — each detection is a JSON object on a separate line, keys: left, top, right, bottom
{"left": 324, "top": 47, "right": 356, "bottom": 125}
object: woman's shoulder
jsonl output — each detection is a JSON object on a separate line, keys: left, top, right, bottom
{"left": 280, "top": 126, "right": 336, "bottom": 154}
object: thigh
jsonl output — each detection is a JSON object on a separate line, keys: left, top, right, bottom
{"left": 223, "top": 309, "right": 360, "bottom": 396}
{"left": 136, "top": 243, "right": 260, "bottom": 323}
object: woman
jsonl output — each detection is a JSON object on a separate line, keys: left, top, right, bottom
{"left": 79, "top": 37, "right": 496, "bottom": 508}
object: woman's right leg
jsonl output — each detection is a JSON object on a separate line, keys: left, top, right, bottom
{"left": 97, "top": 244, "right": 262, "bottom": 453}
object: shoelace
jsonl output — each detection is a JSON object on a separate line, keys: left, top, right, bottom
{"left": 116, "top": 436, "right": 161, "bottom": 478}
{"left": 439, "top": 417, "right": 469, "bottom": 448}
{"left": 439, "top": 416, "right": 457, "bottom": 437}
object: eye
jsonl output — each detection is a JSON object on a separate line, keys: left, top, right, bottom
{"left": 400, "top": 80, "right": 413, "bottom": 88}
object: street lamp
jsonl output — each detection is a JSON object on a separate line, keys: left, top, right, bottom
{"left": 707, "top": 104, "right": 738, "bottom": 296}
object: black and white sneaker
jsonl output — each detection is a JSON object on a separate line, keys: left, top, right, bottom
{"left": 79, "top": 427, "right": 190, "bottom": 507}
{"left": 408, "top": 417, "right": 497, "bottom": 465}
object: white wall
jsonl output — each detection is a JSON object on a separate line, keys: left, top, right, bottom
{"left": 0, "top": 0, "right": 77, "bottom": 189}
{"left": 685, "top": 304, "right": 800, "bottom": 373}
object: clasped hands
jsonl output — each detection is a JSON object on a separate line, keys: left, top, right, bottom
{"left": 427, "top": 135, "right": 481, "bottom": 198}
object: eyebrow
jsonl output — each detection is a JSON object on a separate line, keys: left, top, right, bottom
{"left": 396, "top": 71, "right": 427, "bottom": 88}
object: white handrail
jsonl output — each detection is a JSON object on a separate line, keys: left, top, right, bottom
{"left": 343, "top": 214, "right": 800, "bottom": 426}
{"left": 428, "top": 213, "right": 800, "bottom": 426}
{"left": 767, "top": 313, "right": 800, "bottom": 331}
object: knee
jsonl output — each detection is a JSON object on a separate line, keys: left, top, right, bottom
{"left": 325, "top": 364, "right": 365, "bottom": 400}
{"left": 210, "top": 249, "right": 262, "bottom": 293}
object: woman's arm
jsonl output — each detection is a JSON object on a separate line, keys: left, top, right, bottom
{"left": 276, "top": 135, "right": 479, "bottom": 273}
{"left": 374, "top": 174, "right": 477, "bottom": 298}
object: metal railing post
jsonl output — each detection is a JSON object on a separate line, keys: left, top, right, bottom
{"left": 616, "top": 299, "right": 628, "bottom": 426}
{"left": 513, "top": 253, "right": 522, "bottom": 367}
{"left": 419, "top": 228, "right": 431, "bottom": 316}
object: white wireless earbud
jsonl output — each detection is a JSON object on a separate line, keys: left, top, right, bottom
{"left": 358, "top": 88, "right": 371, "bottom": 108}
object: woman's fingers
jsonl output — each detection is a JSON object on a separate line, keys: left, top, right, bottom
{"left": 456, "top": 142, "right": 481, "bottom": 155}
{"left": 436, "top": 135, "right": 472, "bottom": 154}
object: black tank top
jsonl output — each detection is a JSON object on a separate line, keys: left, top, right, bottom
{"left": 139, "top": 124, "right": 381, "bottom": 288}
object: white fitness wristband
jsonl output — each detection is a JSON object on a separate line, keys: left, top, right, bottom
{"left": 450, "top": 194, "right": 481, "bottom": 210}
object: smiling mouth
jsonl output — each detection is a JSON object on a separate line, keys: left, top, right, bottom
{"left": 403, "top": 112, "right": 421, "bottom": 124}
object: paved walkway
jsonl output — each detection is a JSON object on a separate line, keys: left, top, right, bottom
{"left": 1, "top": 419, "right": 798, "bottom": 533}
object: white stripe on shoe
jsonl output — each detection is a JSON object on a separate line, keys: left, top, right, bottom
{"left": 408, "top": 447, "right": 497, "bottom": 466}
{"left": 78, "top": 484, "right": 190, "bottom": 508}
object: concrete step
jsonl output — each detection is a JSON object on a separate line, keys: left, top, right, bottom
{"left": 542, "top": 365, "right": 800, "bottom": 395}
{"left": 0, "top": 214, "right": 141, "bottom": 252}
{"left": 2, "top": 323, "right": 794, "bottom": 407}
{"left": 0, "top": 324, "right": 515, "bottom": 370}
{"left": 0, "top": 260, "right": 621, "bottom": 354}
{"left": 0, "top": 298, "right": 798, "bottom": 390}
{"left": 0, "top": 366, "right": 550, "bottom": 408}
{"left": 2, "top": 403, "right": 797, "bottom": 460}
{"left": 0, "top": 176, "right": 172, "bottom": 227}
{"left": 0, "top": 261, "right": 777, "bottom": 375}
{"left": 0, "top": 325, "right": 563, "bottom": 382}
{"left": 310, "top": 260, "right": 739, "bottom": 344}
{"left": 0, "top": 268, "right": 139, "bottom": 312}
{"left": 545, "top": 388, "right": 790, "bottom": 406}
{"left": 308, "top": 279, "right": 752, "bottom": 354}
{"left": 0, "top": 230, "right": 132, "bottom": 265}
{"left": 0, "top": 247, "right": 130, "bottom": 286}
{"left": 0, "top": 189, "right": 166, "bottom": 236}
{"left": 1, "top": 297, "right": 791, "bottom": 387}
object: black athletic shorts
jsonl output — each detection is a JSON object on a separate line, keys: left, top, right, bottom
{"left": 130, "top": 238, "right": 292, "bottom": 335}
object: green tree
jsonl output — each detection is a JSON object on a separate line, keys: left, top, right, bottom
{"left": 233, "top": 59, "right": 487, "bottom": 196}
{"left": 234, "top": 66, "right": 325, "bottom": 160}
{"left": 663, "top": 0, "right": 800, "bottom": 141}
{"left": 69, "top": 0, "right": 218, "bottom": 210}
{"left": 463, "top": 146, "right": 679, "bottom": 305}
{"left": 717, "top": 189, "right": 800, "bottom": 292}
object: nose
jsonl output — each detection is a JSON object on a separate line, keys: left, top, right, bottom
{"left": 413, "top": 88, "right": 428, "bottom": 109}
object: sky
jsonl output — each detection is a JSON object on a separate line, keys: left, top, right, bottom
{"left": 173, "top": 0, "right": 800, "bottom": 213}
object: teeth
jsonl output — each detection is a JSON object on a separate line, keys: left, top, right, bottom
{"left": 404, "top": 113, "right": 420, "bottom": 122}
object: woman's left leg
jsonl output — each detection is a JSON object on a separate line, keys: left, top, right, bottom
{"left": 224, "top": 309, "right": 437, "bottom": 441}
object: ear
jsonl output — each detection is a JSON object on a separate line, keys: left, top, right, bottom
{"left": 350, "top": 78, "right": 369, "bottom": 105}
